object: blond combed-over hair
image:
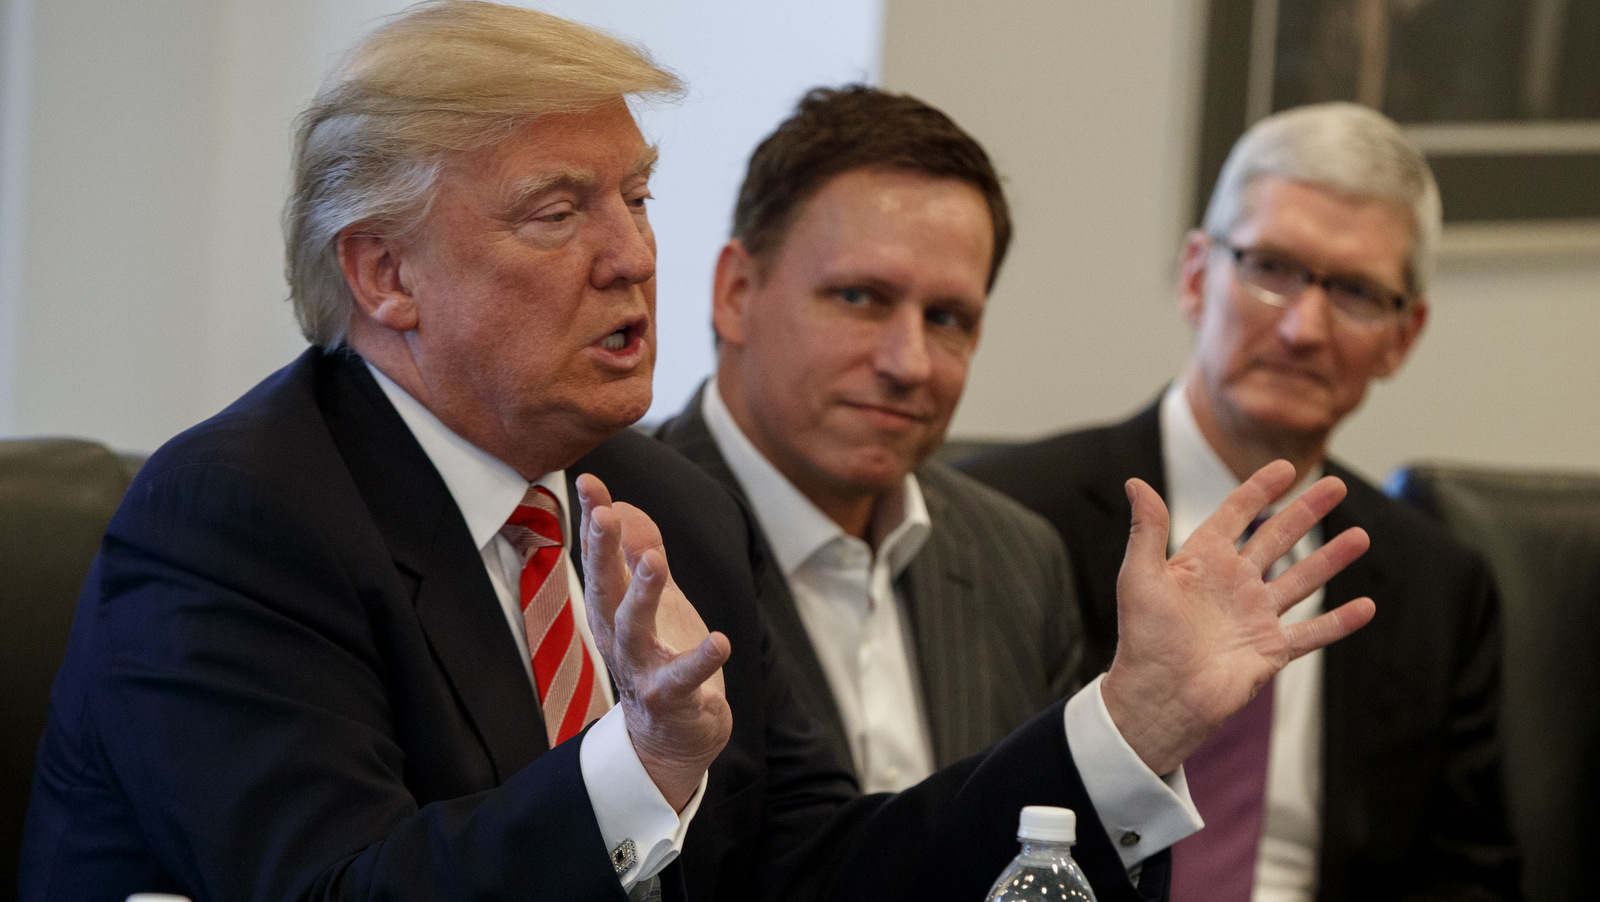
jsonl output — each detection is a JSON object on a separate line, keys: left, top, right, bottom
{"left": 285, "top": 0, "right": 682, "bottom": 347}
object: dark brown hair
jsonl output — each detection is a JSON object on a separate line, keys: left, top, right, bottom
{"left": 731, "top": 85, "right": 1012, "bottom": 291}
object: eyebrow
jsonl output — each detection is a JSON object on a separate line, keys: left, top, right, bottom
{"left": 500, "top": 144, "right": 660, "bottom": 218}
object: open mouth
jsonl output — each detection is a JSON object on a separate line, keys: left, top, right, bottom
{"left": 596, "top": 319, "right": 645, "bottom": 353}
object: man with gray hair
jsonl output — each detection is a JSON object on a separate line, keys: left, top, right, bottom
{"left": 964, "top": 102, "right": 1521, "bottom": 901}
{"left": 22, "top": 4, "right": 1377, "bottom": 900}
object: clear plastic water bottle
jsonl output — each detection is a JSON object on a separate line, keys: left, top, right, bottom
{"left": 984, "top": 805, "right": 1098, "bottom": 901}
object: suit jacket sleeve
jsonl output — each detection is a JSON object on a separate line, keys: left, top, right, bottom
{"left": 581, "top": 432, "right": 1166, "bottom": 902}
{"left": 27, "top": 457, "right": 629, "bottom": 902}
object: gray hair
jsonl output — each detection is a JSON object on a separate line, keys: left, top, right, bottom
{"left": 284, "top": 0, "right": 682, "bottom": 347}
{"left": 1202, "top": 102, "right": 1442, "bottom": 296}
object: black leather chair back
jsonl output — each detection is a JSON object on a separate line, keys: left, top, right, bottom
{"left": 1388, "top": 462, "right": 1600, "bottom": 902}
{"left": 1, "top": 438, "right": 140, "bottom": 895}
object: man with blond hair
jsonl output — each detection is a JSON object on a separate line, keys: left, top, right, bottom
{"left": 24, "top": 5, "right": 1375, "bottom": 901}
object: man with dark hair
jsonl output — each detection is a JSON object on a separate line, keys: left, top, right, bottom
{"left": 22, "top": 8, "right": 1375, "bottom": 901}
{"left": 963, "top": 103, "right": 1520, "bottom": 902}
{"left": 657, "top": 85, "right": 1077, "bottom": 792}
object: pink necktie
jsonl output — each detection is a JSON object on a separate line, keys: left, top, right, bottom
{"left": 1171, "top": 516, "right": 1282, "bottom": 902}
{"left": 500, "top": 485, "right": 607, "bottom": 747}
{"left": 1170, "top": 676, "right": 1274, "bottom": 902}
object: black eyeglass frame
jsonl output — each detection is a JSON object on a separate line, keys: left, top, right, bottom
{"left": 1209, "top": 236, "right": 1414, "bottom": 326}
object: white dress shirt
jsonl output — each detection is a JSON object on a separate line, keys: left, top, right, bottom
{"left": 703, "top": 381, "right": 1202, "bottom": 869}
{"left": 371, "top": 365, "right": 698, "bottom": 893}
{"left": 701, "top": 381, "right": 937, "bottom": 791}
{"left": 1160, "top": 382, "right": 1325, "bottom": 902}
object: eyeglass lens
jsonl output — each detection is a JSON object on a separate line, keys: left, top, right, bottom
{"left": 1234, "top": 248, "right": 1401, "bottom": 324}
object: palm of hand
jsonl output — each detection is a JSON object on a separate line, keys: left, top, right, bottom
{"left": 1102, "top": 461, "right": 1374, "bottom": 775}
{"left": 1119, "top": 525, "right": 1291, "bottom": 730}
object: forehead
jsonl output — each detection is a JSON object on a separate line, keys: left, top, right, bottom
{"left": 774, "top": 168, "right": 994, "bottom": 271}
{"left": 445, "top": 102, "right": 653, "bottom": 200}
{"left": 1232, "top": 176, "right": 1413, "bottom": 285}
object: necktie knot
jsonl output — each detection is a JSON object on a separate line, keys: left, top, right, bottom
{"left": 501, "top": 485, "right": 564, "bottom": 564}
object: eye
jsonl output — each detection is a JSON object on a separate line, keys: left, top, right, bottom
{"left": 531, "top": 202, "right": 577, "bottom": 224}
{"left": 837, "top": 286, "right": 871, "bottom": 306}
{"left": 1251, "top": 252, "right": 1296, "bottom": 276}
{"left": 925, "top": 306, "right": 975, "bottom": 332}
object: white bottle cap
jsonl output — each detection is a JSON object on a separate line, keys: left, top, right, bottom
{"left": 1017, "top": 805, "right": 1077, "bottom": 842}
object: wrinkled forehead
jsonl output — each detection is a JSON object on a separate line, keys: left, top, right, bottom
{"left": 437, "top": 103, "right": 655, "bottom": 200}
{"left": 1232, "top": 176, "right": 1415, "bottom": 282}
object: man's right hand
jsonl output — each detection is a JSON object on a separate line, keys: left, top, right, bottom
{"left": 576, "top": 473, "right": 733, "bottom": 811}
{"left": 1102, "top": 459, "right": 1376, "bottom": 776}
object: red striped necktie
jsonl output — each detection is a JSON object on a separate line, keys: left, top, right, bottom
{"left": 500, "top": 485, "right": 608, "bottom": 747}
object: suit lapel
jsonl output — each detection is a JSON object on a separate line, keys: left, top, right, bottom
{"left": 1318, "top": 462, "right": 1401, "bottom": 859}
{"left": 316, "top": 351, "right": 548, "bottom": 778}
{"left": 898, "top": 472, "right": 982, "bottom": 766}
{"left": 1076, "top": 402, "right": 1165, "bottom": 673}
{"left": 654, "top": 386, "right": 858, "bottom": 778}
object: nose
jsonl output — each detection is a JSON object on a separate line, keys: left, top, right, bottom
{"left": 1276, "top": 281, "right": 1333, "bottom": 348}
{"left": 875, "top": 305, "right": 933, "bottom": 388}
{"left": 590, "top": 200, "right": 656, "bottom": 290}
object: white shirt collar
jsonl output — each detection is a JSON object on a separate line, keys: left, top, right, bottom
{"left": 368, "top": 363, "right": 570, "bottom": 549}
{"left": 1160, "top": 380, "right": 1321, "bottom": 548}
{"left": 700, "top": 380, "right": 930, "bottom": 578}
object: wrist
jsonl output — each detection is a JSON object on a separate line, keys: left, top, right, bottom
{"left": 1101, "top": 661, "right": 1203, "bottom": 777}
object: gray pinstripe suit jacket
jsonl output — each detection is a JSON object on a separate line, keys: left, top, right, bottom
{"left": 654, "top": 384, "right": 1085, "bottom": 778}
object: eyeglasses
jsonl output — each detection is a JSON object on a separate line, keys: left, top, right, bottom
{"left": 1211, "top": 237, "right": 1411, "bottom": 326}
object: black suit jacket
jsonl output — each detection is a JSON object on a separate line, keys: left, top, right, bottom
{"left": 22, "top": 349, "right": 1163, "bottom": 902}
{"left": 960, "top": 401, "right": 1522, "bottom": 902}
{"left": 654, "top": 385, "right": 1082, "bottom": 779}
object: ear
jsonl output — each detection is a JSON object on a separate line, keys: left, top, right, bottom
{"left": 337, "top": 226, "right": 420, "bottom": 334}
{"left": 1376, "top": 296, "right": 1429, "bottom": 378}
{"left": 711, "top": 239, "right": 757, "bottom": 347}
{"left": 1177, "top": 229, "right": 1212, "bottom": 329}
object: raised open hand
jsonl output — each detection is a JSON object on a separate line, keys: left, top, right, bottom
{"left": 1101, "top": 459, "right": 1376, "bottom": 775}
{"left": 575, "top": 473, "right": 732, "bottom": 811}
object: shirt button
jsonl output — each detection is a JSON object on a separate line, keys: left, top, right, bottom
{"left": 1119, "top": 831, "right": 1142, "bottom": 847}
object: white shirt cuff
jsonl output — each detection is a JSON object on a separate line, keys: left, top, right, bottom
{"left": 1064, "top": 674, "right": 1204, "bottom": 870}
{"left": 578, "top": 706, "right": 708, "bottom": 889}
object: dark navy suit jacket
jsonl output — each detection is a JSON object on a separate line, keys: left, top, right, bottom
{"left": 22, "top": 349, "right": 1165, "bottom": 902}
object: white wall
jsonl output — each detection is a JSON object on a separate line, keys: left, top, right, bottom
{"left": 0, "top": 0, "right": 882, "bottom": 452}
{"left": 881, "top": 0, "right": 1599, "bottom": 483}
{"left": 3, "top": 0, "right": 1596, "bottom": 480}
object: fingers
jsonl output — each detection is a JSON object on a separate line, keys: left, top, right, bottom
{"left": 577, "top": 475, "right": 629, "bottom": 623}
{"left": 1241, "top": 475, "right": 1348, "bottom": 572}
{"left": 613, "top": 549, "right": 668, "bottom": 663}
{"left": 1203, "top": 459, "right": 1298, "bottom": 541}
{"left": 1267, "top": 525, "right": 1369, "bottom": 612}
{"left": 1121, "top": 478, "right": 1173, "bottom": 579}
{"left": 1283, "top": 596, "right": 1376, "bottom": 660}
{"left": 611, "top": 502, "right": 666, "bottom": 572}
{"left": 654, "top": 632, "right": 731, "bottom": 698}
{"left": 613, "top": 550, "right": 727, "bottom": 688}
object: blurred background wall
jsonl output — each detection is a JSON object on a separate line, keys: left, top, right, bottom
{"left": 2, "top": 0, "right": 1595, "bottom": 483}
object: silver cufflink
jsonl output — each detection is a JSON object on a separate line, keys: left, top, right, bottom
{"left": 611, "top": 838, "right": 637, "bottom": 875}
